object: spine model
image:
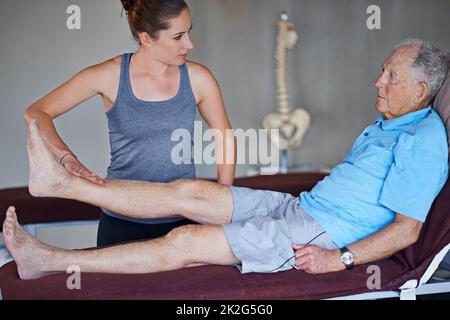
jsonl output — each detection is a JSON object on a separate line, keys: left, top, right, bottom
{"left": 263, "top": 12, "right": 311, "bottom": 152}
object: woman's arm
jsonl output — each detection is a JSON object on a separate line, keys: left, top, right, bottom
{"left": 24, "top": 60, "right": 115, "bottom": 185}
{"left": 188, "top": 63, "right": 236, "bottom": 185}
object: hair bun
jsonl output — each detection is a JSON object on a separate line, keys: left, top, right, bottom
{"left": 121, "top": 0, "right": 134, "bottom": 11}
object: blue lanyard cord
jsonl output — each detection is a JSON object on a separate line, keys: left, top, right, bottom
{"left": 267, "top": 231, "right": 327, "bottom": 273}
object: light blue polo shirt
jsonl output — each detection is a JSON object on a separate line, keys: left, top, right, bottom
{"left": 300, "top": 106, "right": 448, "bottom": 248}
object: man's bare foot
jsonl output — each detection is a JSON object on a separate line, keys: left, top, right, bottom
{"left": 2, "top": 206, "right": 55, "bottom": 280}
{"left": 27, "top": 120, "right": 72, "bottom": 197}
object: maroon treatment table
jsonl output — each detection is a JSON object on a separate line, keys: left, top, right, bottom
{"left": 0, "top": 173, "right": 449, "bottom": 300}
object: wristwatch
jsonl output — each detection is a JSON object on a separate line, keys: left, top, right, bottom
{"left": 339, "top": 247, "right": 355, "bottom": 270}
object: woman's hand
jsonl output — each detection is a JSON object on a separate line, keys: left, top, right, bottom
{"left": 61, "top": 155, "right": 106, "bottom": 186}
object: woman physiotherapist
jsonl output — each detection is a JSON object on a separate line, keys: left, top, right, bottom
{"left": 24, "top": 0, "right": 236, "bottom": 246}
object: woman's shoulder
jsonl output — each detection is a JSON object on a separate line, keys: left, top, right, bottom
{"left": 90, "top": 55, "right": 122, "bottom": 76}
{"left": 184, "top": 61, "right": 221, "bottom": 104}
{"left": 79, "top": 55, "right": 122, "bottom": 87}
{"left": 76, "top": 55, "right": 121, "bottom": 79}
{"left": 185, "top": 61, "right": 218, "bottom": 84}
{"left": 71, "top": 55, "right": 123, "bottom": 97}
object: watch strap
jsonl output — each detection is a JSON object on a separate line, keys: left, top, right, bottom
{"left": 340, "top": 247, "right": 354, "bottom": 270}
{"left": 340, "top": 246, "right": 349, "bottom": 254}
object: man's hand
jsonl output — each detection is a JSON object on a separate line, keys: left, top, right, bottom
{"left": 293, "top": 245, "right": 345, "bottom": 274}
{"left": 292, "top": 214, "right": 423, "bottom": 275}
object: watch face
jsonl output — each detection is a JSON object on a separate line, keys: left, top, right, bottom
{"left": 340, "top": 251, "right": 355, "bottom": 265}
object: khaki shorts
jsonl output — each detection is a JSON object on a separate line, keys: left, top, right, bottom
{"left": 222, "top": 186, "right": 338, "bottom": 274}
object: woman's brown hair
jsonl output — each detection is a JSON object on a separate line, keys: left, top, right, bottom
{"left": 121, "top": 0, "right": 188, "bottom": 43}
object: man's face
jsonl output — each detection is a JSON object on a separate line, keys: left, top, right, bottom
{"left": 374, "top": 47, "right": 421, "bottom": 120}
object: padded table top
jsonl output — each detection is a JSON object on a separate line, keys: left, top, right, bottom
{"left": 0, "top": 173, "right": 448, "bottom": 300}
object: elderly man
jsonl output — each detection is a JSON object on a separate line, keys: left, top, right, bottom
{"left": 3, "top": 39, "right": 449, "bottom": 279}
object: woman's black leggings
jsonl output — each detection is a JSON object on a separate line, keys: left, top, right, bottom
{"left": 97, "top": 211, "right": 197, "bottom": 247}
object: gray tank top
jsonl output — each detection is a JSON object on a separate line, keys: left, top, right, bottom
{"left": 103, "top": 53, "right": 197, "bottom": 224}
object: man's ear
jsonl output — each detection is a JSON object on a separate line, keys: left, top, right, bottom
{"left": 139, "top": 32, "right": 154, "bottom": 47}
{"left": 416, "top": 82, "right": 429, "bottom": 104}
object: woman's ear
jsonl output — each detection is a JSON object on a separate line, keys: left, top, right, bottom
{"left": 139, "top": 32, "right": 154, "bottom": 47}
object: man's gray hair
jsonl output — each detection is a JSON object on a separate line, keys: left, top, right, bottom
{"left": 395, "top": 38, "right": 449, "bottom": 103}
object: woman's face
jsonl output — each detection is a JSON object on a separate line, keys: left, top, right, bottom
{"left": 147, "top": 8, "right": 194, "bottom": 65}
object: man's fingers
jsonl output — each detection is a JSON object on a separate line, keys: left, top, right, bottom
{"left": 295, "top": 247, "right": 312, "bottom": 258}
{"left": 295, "top": 255, "right": 310, "bottom": 267}
{"left": 295, "top": 258, "right": 314, "bottom": 273}
{"left": 295, "top": 259, "right": 310, "bottom": 271}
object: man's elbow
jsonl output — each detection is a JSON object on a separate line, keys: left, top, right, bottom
{"left": 407, "top": 223, "right": 423, "bottom": 246}
{"left": 395, "top": 214, "right": 423, "bottom": 247}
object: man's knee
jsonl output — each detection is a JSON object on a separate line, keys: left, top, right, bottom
{"left": 164, "top": 224, "right": 204, "bottom": 263}
{"left": 170, "top": 179, "right": 208, "bottom": 201}
{"left": 165, "top": 224, "right": 202, "bottom": 245}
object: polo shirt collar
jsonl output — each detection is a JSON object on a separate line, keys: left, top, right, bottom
{"left": 375, "top": 106, "right": 432, "bottom": 130}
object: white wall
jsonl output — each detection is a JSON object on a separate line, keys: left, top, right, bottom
{"left": 1, "top": 0, "right": 449, "bottom": 191}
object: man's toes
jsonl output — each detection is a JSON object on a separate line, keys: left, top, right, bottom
{"left": 3, "top": 221, "right": 14, "bottom": 236}
{"left": 4, "top": 215, "right": 14, "bottom": 226}
{"left": 10, "top": 211, "right": 19, "bottom": 225}
{"left": 6, "top": 207, "right": 14, "bottom": 215}
{"left": 6, "top": 208, "right": 17, "bottom": 223}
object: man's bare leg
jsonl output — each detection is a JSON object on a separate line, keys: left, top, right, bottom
{"left": 3, "top": 207, "right": 240, "bottom": 280}
{"left": 27, "top": 120, "right": 233, "bottom": 225}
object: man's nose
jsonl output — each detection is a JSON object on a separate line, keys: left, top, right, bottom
{"left": 375, "top": 75, "right": 384, "bottom": 89}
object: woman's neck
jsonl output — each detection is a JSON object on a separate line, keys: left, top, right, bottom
{"left": 133, "top": 48, "right": 172, "bottom": 77}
